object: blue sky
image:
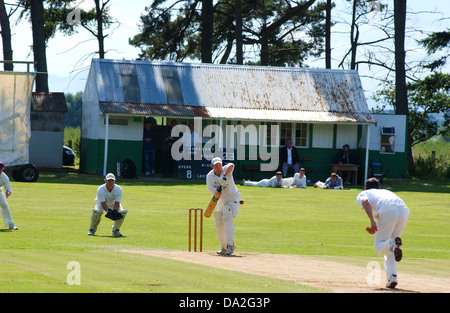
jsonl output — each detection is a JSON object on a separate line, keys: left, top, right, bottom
{"left": 5, "top": 0, "right": 450, "bottom": 100}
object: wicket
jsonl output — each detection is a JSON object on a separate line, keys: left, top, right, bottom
{"left": 188, "top": 208, "right": 203, "bottom": 252}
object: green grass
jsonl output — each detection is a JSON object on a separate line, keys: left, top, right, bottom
{"left": 412, "top": 136, "right": 450, "bottom": 160}
{"left": 0, "top": 170, "right": 449, "bottom": 292}
{"left": 412, "top": 136, "right": 450, "bottom": 178}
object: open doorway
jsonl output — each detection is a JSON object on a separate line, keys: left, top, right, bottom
{"left": 142, "top": 117, "right": 180, "bottom": 177}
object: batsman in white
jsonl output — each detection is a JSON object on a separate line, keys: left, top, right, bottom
{"left": 356, "top": 177, "right": 410, "bottom": 289}
{"left": 206, "top": 157, "right": 241, "bottom": 255}
{"left": 88, "top": 173, "right": 128, "bottom": 237}
{"left": 0, "top": 162, "right": 18, "bottom": 230}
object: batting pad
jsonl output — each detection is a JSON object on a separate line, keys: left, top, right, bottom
{"left": 213, "top": 211, "right": 227, "bottom": 249}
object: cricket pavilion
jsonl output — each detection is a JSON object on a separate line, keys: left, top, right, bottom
{"left": 80, "top": 58, "right": 407, "bottom": 184}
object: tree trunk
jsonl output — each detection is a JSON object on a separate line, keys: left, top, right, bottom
{"left": 325, "top": 0, "right": 331, "bottom": 68}
{"left": 349, "top": 0, "right": 358, "bottom": 70}
{"left": 394, "top": 0, "right": 407, "bottom": 115}
{"left": 235, "top": 0, "right": 243, "bottom": 64}
{"left": 394, "top": 0, "right": 413, "bottom": 168}
{"left": 95, "top": 0, "right": 105, "bottom": 59}
{"left": 31, "top": 0, "right": 48, "bottom": 92}
{"left": 0, "top": 0, "right": 13, "bottom": 71}
{"left": 201, "top": 0, "right": 213, "bottom": 63}
{"left": 261, "top": 23, "right": 269, "bottom": 65}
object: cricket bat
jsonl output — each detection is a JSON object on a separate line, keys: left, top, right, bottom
{"left": 204, "top": 186, "right": 222, "bottom": 218}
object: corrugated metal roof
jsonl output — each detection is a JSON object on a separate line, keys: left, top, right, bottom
{"left": 205, "top": 108, "right": 375, "bottom": 123}
{"left": 31, "top": 92, "right": 67, "bottom": 113}
{"left": 99, "top": 101, "right": 210, "bottom": 117}
{"left": 90, "top": 59, "right": 375, "bottom": 124}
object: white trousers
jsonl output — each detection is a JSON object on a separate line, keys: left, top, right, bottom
{"left": 90, "top": 206, "right": 128, "bottom": 232}
{"left": 214, "top": 192, "right": 241, "bottom": 248}
{"left": 244, "top": 179, "right": 271, "bottom": 187}
{"left": 0, "top": 190, "right": 14, "bottom": 227}
{"left": 374, "top": 204, "right": 410, "bottom": 279}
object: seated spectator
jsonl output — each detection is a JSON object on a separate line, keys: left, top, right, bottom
{"left": 241, "top": 171, "right": 291, "bottom": 188}
{"left": 335, "top": 144, "right": 355, "bottom": 184}
{"left": 281, "top": 139, "right": 300, "bottom": 177}
{"left": 335, "top": 144, "right": 354, "bottom": 164}
{"left": 314, "top": 173, "right": 342, "bottom": 189}
{"left": 292, "top": 168, "right": 307, "bottom": 188}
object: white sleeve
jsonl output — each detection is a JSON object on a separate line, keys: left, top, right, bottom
{"left": 356, "top": 191, "right": 367, "bottom": 209}
{"left": 206, "top": 173, "right": 218, "bottom": 194}
{"left": 269, "top": 176, "right": 278, "bottom": 188}
{"left": 292, "top": 173, "right": 299, "bottom": 186}
{"left": 300, "top": 176, "right": 307, "bottom": 188}
{"left": 114, "top": 186, "right": 123, "bottom": 202}
{"left": 2, "top": 173, "right": 12, "bottom": 193}
{"left": 97, "top": 186, "right": 106, "bottom": 202}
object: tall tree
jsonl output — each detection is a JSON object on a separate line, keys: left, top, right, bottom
{"left": 349, "top": 0, "right": 358, "bottom": 69}
{"left": 235, "top": 0, "right": 243, "bottom": 64}
{"left": 53, "top": 0, "right": 115, "bottom": 59}
{"left": 373, "top": 73, "right": 450, "bottom": 148}
{"left": 30, "top": 0, "right": 48, "bottom": 92}
{"left": 131, "top": 0, "right": 325, "bottom": 67}
{"left": 394, "top": 0, "right": 407, "bottom": 115}
{"left": 201, "top": 0, "right": 213, "bottom": 63}
{"left": 393, "top": 0, "right": 411, "bottom": 165}
{"left": 337, "top": 0, "right": 390, "bottom": 71}
{"left": 0, "top": 0, "right": 15, "bottom": 71}
{"left": 325, "top": 0, "right": 332, "bottom": 68}
{"left": 93, "top": 0, "right": 107, "bottom": 58}
{"left": 419, "top": 29, "right": 450, "bottom": 71}
{"left": 260, "top": 0, "right": 316, "bottom": 65}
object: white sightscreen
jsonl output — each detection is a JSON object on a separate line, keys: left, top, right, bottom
{"left": 0, "top": 72, "right": 35, "bottom": 166}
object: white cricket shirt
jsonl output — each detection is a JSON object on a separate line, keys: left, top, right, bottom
{"left": 95, "top": 184, "right": 123, "bottom": 209}
{"left": 356, "top": 189, "right": 406, "bottom": 216}
{"left": 206, "top": 164, "right": 238, "bottom": 198}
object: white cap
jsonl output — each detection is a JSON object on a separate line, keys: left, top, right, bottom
{"left": 211, "top": 157, "right": 222, "bottom": 166}
{"left": 105, "top": 173, "right": 116, "bottom": 180}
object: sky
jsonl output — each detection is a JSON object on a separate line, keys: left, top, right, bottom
{"left": 4, "top": 0, "right": 450, "bottom": 104}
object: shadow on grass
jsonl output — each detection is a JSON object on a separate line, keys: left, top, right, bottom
{"left": 18, "top": 168, "right": 204, "bottom": 187}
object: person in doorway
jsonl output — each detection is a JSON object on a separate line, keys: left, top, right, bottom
{"left": 182, "top": 122, "right": 201, "bottom": 150}
{"left": 143, "top": 119, "right": 157, "bottom": 176}
{"left": 162, "top": 119, "right": 178, "bottom": 177}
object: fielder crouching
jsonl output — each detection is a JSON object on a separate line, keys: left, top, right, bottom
{"left": 207, "top": 157, "right": 241, "bottom": 255}
{"left": 88, "top": 173, "right": 128, "bottom": 237}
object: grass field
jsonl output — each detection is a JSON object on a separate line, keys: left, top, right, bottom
{"left": 0, "top": 170, "right": 449, "bottom": 293}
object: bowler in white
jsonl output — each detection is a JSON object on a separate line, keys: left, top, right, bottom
{"left": 357, "top": 177, "right": 410, "bottom": 289}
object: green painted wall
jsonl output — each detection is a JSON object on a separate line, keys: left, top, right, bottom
{"left": 236, "top": 147, "right": 406, "bottom": 184}
{"left": 80, "top": 138, "right": 143, "bottom": 175}
{"left": 80, "top": 138, "right": 406, "bottom": 184}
